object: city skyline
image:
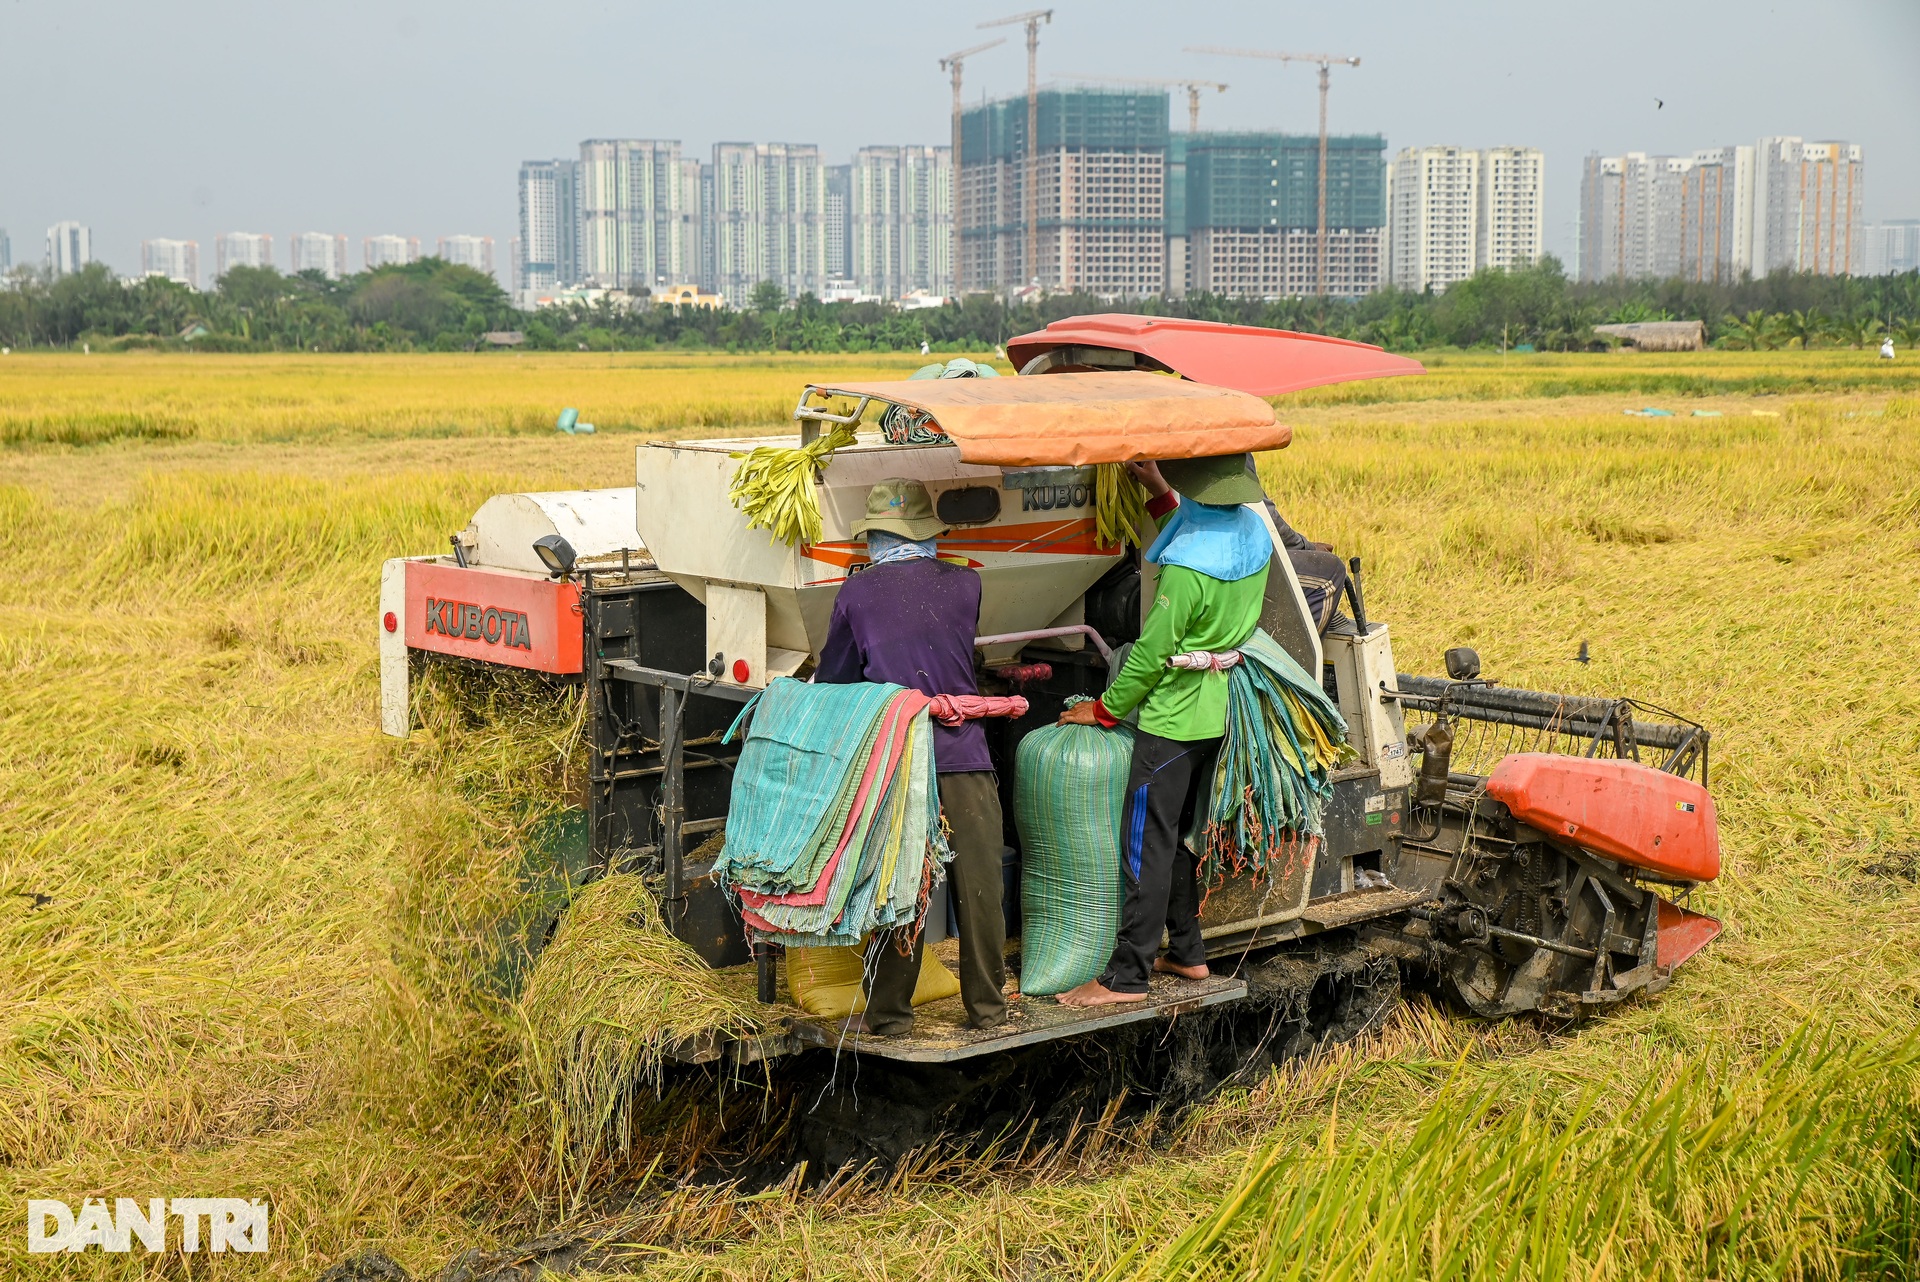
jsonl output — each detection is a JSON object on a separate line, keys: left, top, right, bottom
{"left": 29, "top": 122, "right": 1899, "bottom": 303}
{"left": 3, "top": 0, "right": 1912, "bottom": 290}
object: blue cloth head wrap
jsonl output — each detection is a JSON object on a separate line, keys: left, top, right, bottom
{"left": 867, "top": 529, "right": 938, "bottom": 565}
{"left": 1145, "top": 497, "right": 1272, "bottom": 582}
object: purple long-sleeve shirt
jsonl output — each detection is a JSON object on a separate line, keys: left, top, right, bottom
{"left": 814, "top": 557, "right": 992, "bottom": 774}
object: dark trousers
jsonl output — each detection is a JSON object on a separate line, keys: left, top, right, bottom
{"left": 1287, "top": 547, "right": 1348, "bottom": 632}
{"left": 1100, "top": 731, "right": 1220, "bottom": 994}
{"left": 863, "top": 771, "right": 1007, "bottom": 1034}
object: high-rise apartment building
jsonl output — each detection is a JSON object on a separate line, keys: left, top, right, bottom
{"left": 290, "top": 232, "right": 350, "bottom": 279}
{"left": 0, "top": 228, "right": 11, "bottom": 273}
{"left": 1863, "top": 220, "right": 1920, "bottom": 276}
{"left": 1386, "top": 145, "right": 1544, "bottom": 292}
{"left": 215, "top": 232, "right": 273, "bottom": 278}
{"left": 698, "top": 163, "right": 719, "bottom": 294}
{"left": 711, "top": 142, "right": 827, "bottom": 305}
{"left": 518, "top": 158, "right": 580, "bottom": 294}
{"left": 676, "top": 156, "right": 705, "bottom": 291}
{"left": 577, "top": 139, "right": 700, "bottom": 291}
{"left": 1592, "top": 152, "right": 1698, "bottom": 282}
{"left": 960, "top": 89, "right": 1167, "bottom": 298}
{"left": 364, "top": 235, "right": 421, "bottom": 269}
{"left": 1185, "top": 133, "right": 1386, "bottom": 299}
{"left": 1476, "top": 146, "right": 1545, "bottom": 272}
{"left": 848, "top": 146, "right": 952, "bottom": 299}
{"left": 438, "top": 235, "right": 495, "bottom": 275}
{"left": 1754, "top": 137, "right": 1864, "bottom": 276}
{"left": 140, "top": 239, "right": 199, "bottom": 288}
{"left": 48, "top": 222, "right": 94, "bottom": 277}
{"left": 1581, "top": 137, "right": 1863, "bottom": 281}
{"left": 1674, "top": 146, "right": 1755, "bottom": 283}
{"left": 824, "top": 164, "right": 851, "bottom": 282}
{"left": 1386, "top": 147, "right": 1479, "bottom": 292}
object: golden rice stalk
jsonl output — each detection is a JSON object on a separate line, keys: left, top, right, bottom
{"left": 727, "top": 423, "right": 858, "bottom": 546}
{"left": 518, "top": 873, "right": 762, "bottom": 1199}
{"left": 1095, "top": 462, "right": 1151, "bottom": 550}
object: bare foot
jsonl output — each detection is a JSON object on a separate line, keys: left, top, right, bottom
{"left": 1056, "top": 979, "right": 1149, "bottom": 1007}
{"left": 1154, "top": 958, "right": 1210, "bottom": 981}
{"left": 840, "top": 1014, "right": 906, "bottom": 1038}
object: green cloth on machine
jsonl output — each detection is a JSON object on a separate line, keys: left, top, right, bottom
{"left": 714, "top": 677, "right": 952, "bottom": 948}
{"left": 1202, "top": 629, "right": 1355, "bottom": 880}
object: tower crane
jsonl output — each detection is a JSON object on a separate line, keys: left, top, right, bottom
{"left": 1054, "top": 73, "right": 1228, "bottom": 133}
{"left": 939, "top": 38, "right": 1007, "bottom": 294}
{"left": 980, "top": 9, "right": 1053, "bottom": 289}
{"left": 1187, "top": 45, "right": 1361, "bottom": 298}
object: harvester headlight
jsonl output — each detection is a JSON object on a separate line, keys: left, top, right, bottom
{"left": 533, "top": 534, "right": 577, "bottom": 578}
{"left": 1444, "top": 646, "right": 1482, "bottom": 681}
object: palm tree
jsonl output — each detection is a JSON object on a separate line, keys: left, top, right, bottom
{"left": 1831, "top": 316, "right": 1884, "bottom": 350}
{"left": 1780, "top": 309, "right": 1829, "bottom": 350}
{"left": 1606, "top": 301, "right": 1674, "bottom": 325}
{"left": 1720, "top": 311, "right": 1782, "bottom": 351}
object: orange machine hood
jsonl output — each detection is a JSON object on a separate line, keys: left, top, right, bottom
{"left": 801, "top": 371, "right": 1288, "bottom": 467}
{"left": 1005, "top": 313, "right": 1425, "bottom": 397}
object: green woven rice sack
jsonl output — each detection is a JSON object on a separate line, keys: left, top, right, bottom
{"left": 1014, "top": 718, "right": 1134, "bottom": 995}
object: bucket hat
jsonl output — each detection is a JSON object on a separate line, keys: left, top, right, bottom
{"left": 851, "top": 477, "right": 949, "bottom": 540}
{"left": 1158, "top": 453, "right": 1265, "bottom": 506}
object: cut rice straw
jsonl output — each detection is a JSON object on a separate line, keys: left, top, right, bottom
{"left": 519, "top": 873, "right": 763, "bottom": 1205}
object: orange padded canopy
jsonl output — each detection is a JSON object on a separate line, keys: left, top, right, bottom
{"left": 802, "top": 371, "right": 1287, "bottom": 467}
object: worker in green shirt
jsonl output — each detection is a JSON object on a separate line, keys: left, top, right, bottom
{"left": 1057, "top": 453, "right": 1272, "bottom": 1008}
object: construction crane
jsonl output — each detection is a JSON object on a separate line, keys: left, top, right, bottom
{"left": 1187, "top": 45, "right": 1361, "bottom": 298}
{"left": 980, "top": 9, "right": 1053, "bottom": 290}
{"left": 1054, "top": 73, "right": 1228, "bottom": 132}
{"left": 939, "top": 38, "right": 1007, "bottom": 292}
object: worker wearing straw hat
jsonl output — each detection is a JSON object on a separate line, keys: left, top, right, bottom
{"left": 1056, "top": 454, "right": 1272, "bottom": 1008}
{"left": 816, "top": 478, "right": 1013, "bottom": 1035}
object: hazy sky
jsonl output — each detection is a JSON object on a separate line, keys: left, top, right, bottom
{"left": 4, "top": 0, "right": 1916, "bottom": 284}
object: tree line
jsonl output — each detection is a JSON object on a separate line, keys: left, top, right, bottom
{"left": 3, "top": 256, "right": 1918, "bottom": 355}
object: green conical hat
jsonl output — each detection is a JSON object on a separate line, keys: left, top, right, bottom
{"left": 1159, "top": 453, "right": 1264, "bottom": 506}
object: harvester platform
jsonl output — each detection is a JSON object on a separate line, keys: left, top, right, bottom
{"left": 787, "top": 972, "right": 1247, "bottom": 1064}
{"left": 673, "top": 963, "right": 1249, "bottom": 1066}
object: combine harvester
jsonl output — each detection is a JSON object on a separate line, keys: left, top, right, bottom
{"left": 378, "top": 315, "right": 1722, "bottom": 1102}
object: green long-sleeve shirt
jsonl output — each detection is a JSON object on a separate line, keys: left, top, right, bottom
{"left": 1101, "top": 559, "right": 1269, "bottom": 741}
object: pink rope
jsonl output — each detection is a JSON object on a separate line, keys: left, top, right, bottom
{"left": 927, "top": 693, "right": 1030, "bottom": 726}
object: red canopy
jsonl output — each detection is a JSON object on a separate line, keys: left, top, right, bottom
{"left": 1005, "top": 314, "right": 1425, "bottom": 398}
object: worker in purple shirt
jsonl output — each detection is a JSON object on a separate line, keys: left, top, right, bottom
{"left": 815, "top": 478, "right": 1011, "bottom": 1035}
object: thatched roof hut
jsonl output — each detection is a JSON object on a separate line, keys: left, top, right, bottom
{"left": 1593, "top": 321, "right": 1706, "bottom": 351}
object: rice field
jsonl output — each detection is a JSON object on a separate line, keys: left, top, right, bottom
{"left": 3, "top": 349, "right": 1918, "bottom": 1279}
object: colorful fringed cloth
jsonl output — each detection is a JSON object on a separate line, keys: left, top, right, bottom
{"left": 714, "top": 678, "right": 951, "bottom": 948}
{"left": 1203, "top": 629, "right": 1356, "bottom": 883}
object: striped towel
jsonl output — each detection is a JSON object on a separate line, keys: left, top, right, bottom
{"left": 715, "top": 678, "right": 951, "bottom": 946}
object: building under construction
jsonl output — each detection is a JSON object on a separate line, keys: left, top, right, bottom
{"left": 958, "top": 88, "right": 1385, "bottom": 301}
{"left": 1179, "top": 132, "right": 1386, "bottom": 300}
{"left": 958, "top": 88, "right": 1170, "bottom": 297}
